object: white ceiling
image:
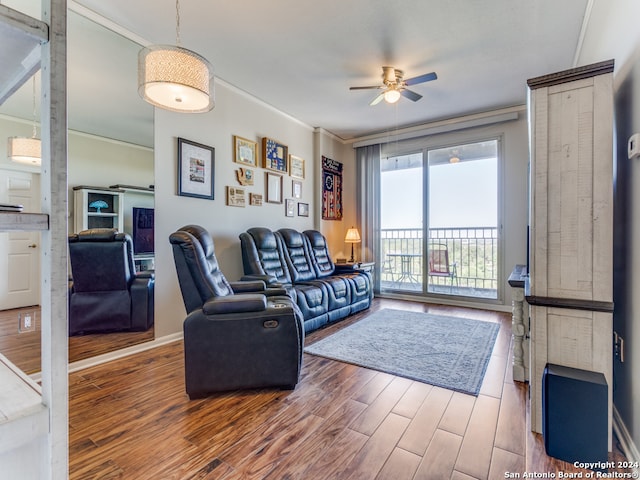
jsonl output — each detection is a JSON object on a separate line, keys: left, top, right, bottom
{"left": 1, "top": 0, "right": 591, "bottom": 148}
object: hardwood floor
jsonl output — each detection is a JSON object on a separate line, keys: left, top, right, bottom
{"left": 0, "top": 305, "right": 154, "bottom": 374}
{"left": 68, "top": 298, "right": 628, "bottom": 479}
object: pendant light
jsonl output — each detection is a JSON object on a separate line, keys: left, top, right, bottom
{"left": 138, "top": 0, "right": 215, "bottom": 113}
{"left": 8, "top": 76, "right": 41, "bottom": 166}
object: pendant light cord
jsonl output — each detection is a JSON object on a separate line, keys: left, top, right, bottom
{"left": 31, "top": 76, "right": 37, "bottom": 139}
{"left": 175, "top": 0, "right": 181, "bottom": 46}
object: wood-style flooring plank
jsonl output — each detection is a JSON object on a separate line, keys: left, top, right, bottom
{"left": 454, "top": 394, "right": 501, "bottom": 480}
{"left": 375, "top": 447, "right": 422, "bottom": 480}
{"left": 397, "top": 386, "right": 453, "bottom": 455}
{"left": 488, "top": 447, "right": 525, "bottom": 480}
{"left": 336, "top": 413, "right": 410, "bottom": 479}
{"left": 438, "top": 392, "right": 476, "bottom": 436}
{"left": 350, "top": 376, "right": 412, "bottom": 435}
{"left": 296, "top": 428, "right": 368, "bottom": 480}
{"left": 413, "top": 428, "right": 463, "bottom": 480}
{"left": 392, "top": 381, "right": 433, "bottom": 419}
{"left": 494, "top": 380, "right": 526, "bottom": 455}
{"left": 262, "top": 399, "right": 367, "bottom": 480}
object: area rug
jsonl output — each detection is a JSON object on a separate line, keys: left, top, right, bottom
{"left": 304, "top": 309, "right": 500, "bottom": 396}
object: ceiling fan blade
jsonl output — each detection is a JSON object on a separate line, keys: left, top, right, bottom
{"left": 404, "top": 72, "right": 437, "bottom": 86}
{"left": 370, "top": 92, "right": 385, "bottom": 106}
{"left": 350, "top": 85, "right": 384, "bottom": 90}
{"left": 401, "top": 89, "right": 423, "bottom": 102}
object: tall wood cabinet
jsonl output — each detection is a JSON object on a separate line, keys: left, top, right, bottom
{"left": 526, "top": 60, "right": 614, "bottom": 449}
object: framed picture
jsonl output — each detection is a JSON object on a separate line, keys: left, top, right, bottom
{"left": 177, "top": 137, "right": 215, "bottom": 200}
{"left": 289, "top": 155, "right": 305, "bottom": 179}
{"left": 233, "top": 135, "right": 257, "bottom": 167}
{"left": 298, "top": 202, "right": 309, "bottom": 217}
{"left": 285, "top": 198, "right": 295, "bottom": 217}
{"left": 249, "top": 193, "right": 263, "bottom": 206}
{"left": 236, "top": 167, "right": 254, "bottom": 186}
{"left": 292, "top": 179, "right": 302, "bottom": 199}
{"left": 226, "top": 186, "right": 246, "bottom": 207}
{"left": 266, "top": 172, "right": 283, "bottom": 204}
{"left": 262, "top": 137, "right": 288, "bottom": 173}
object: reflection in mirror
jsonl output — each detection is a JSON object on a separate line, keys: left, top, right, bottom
{"left": 0, "top": 7, "right": 154, "bottom": 374}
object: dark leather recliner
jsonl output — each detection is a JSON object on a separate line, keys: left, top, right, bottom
{"left": 240, "top": 227, "right": 330, "bottom": 331}
{"left": 303, "top": 229, "right": 372, "bottom": 314}
{"left": 278, "top": 228, "right": 352, "bottom": 322}
{"left": 239, "top": 227, "right": 372, "bottom": 333}
{"left": 68, "top": 228, "right": 154, "bottom": 336}
{"left": 170, "top": 225, "right": 304, "bottom": 398}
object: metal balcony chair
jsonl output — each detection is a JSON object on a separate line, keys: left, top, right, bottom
{"left": 428, "top": 243, "right": 458, "bottom": 291}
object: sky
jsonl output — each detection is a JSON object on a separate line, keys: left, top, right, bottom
{"left": 381, "top": 157, "right": 497, "bottom": 229}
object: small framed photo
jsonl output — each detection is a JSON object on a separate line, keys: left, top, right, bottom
{"left": 178, "top": 137, "right": 215, "bottom": 200}
{"left": 298, "top": 202, "right": 309, "bottom": 217}
{"left": 262, "top": 137, "right": 288, "bottom": 173}
{"left": 236, "top": 167, "right": 254, "bottom": 186}
{"left": 226, "top": 186, "right": 246, "bottom": 207}
{"left": 249, "top": 193, "right": 263, "bottom": 206}
{"left": 233, "top": 135, "right": 257, "bottom": 167}
{"left": 285, "top": 198, "right": 295, "bottom": 217}
{"left": 292, "top": 180, "right": 302, "bottom": 199}
{"left": 266, "top": 172, "right": 283, "bottom": 204}
{"left": 289, "top": 155, "right": 305, "bottom": 179}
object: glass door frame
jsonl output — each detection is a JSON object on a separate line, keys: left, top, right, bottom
{"left": 378, "top": 135, "right": 504, "bottom": 304}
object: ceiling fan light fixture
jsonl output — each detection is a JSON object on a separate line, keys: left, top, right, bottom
{"left": 383, "top": 89, "right": 401, "bottom": 104}
{"left": 138, "top": 44, "right": 214, "bottom": 113}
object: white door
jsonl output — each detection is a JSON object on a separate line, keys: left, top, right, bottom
{"left": 0, "top": 169, "right": 41, "bottom": 309}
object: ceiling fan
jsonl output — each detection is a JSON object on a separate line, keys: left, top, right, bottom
{"left": 350, "top": 66, "right": 437, "bottom": 106}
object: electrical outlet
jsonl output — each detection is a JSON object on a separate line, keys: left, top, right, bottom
{"left": 18, "top": 311, "right": 37, "bottom": 333}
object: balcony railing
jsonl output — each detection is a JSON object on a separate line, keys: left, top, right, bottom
{"left": 380, "top": 227, "right": 498, "bottom": 298}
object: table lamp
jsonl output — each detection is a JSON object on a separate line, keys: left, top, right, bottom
{"left": 344, "top": 227, "right": 361, "bottom": 263}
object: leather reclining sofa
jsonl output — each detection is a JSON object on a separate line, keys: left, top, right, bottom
{"left": 240, "top": 227, "right": 372, "bottom": 333}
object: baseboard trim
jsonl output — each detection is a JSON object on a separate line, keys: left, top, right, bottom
{"left": 613, "top": 404, "right": 640, "bottom": 473}
{"left": 30, "top": 332, "right": 184, "bottom": 382}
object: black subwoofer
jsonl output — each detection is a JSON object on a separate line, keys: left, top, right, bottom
{"left": 542, "top": 363, "right": 608, "bottom": 466}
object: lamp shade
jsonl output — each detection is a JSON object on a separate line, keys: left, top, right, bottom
{"left": 138, "top": 44, "right": 215, "bottom": 113}
{"left": 8, "top": 137, "right": 41, "bottom": 165}
{"left": 345, "top": 227, "right": 361, "bottom": 243}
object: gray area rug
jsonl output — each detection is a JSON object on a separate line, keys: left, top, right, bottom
{"left": 304, "top": 308, "right": 500, "bottom": 396}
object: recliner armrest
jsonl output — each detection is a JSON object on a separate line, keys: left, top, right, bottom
{"left": 230, "top": 280, "right": 267, "bottom": 293}
{"left": 203, "top": 294, "right": 267, "bottom": 315}
{"left": 136, "top": 271, "right": 155, "bottom": 280}
{"left": 241, "top": 274, "right": 280, "bottom": 285}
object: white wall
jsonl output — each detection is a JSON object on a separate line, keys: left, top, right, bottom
{"left": 154, "top": 82, "right": 316, "bottom": 337}
{"left": 577, "top": 0, "right": 640, "bottom": 456}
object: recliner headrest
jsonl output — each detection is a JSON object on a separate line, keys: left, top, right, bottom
{"left": 278, "top": 228, "right": 304, "bottom": 247}
{"left": 72, "top": 228, "right": 123, "bottom": 242}
{"left": 247, "top": 227, "right": 278, "bottom": 250}
{"left": 303, "top": 230, "right": 326, "bottom": 248}
{"left": 174, "top": 224, "right": 214, "bottom": 258}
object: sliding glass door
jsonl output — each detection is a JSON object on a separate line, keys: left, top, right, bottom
{"left": 379, "top": 139, "right": 499, "bottom": 300}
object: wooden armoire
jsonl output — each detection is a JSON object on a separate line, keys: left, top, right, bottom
{"left": 526, "top": 60, "right": 614, "bottom": 450}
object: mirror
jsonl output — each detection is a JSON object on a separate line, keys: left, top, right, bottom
{"left": 0, "top": 6, "right": 155, "bottom": 373}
